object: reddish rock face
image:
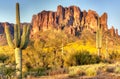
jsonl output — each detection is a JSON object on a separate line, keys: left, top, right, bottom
{"left": 100, "top": 13, "right": 108, "bottom": 31}
{"left": 108, "top": 26, "right": 119, "bottom": 37}
{"left": 0, "top": 5, "right": 119, "bottom": 43}
{"left": 85, "top": 10, "right": 98, "bottom": 31}
{"left": 81, "top": 10, "right": 87, "bottom": 27}
{"left": 109, "top": 26, "right": 115, "bottom": 37}
{"left": 29, "top": 5, "right": 119, "bottom": 37}
{"left": 57, "top": 5, "right": 65, "bottom": 25}
{"left": 31, "top": 5, "right": 81, "bottom": 34}
{"left": 115, "top": 29, "right": 118, "bottom": 37}
{"left": 31, "top": 5, "right": 110, "bottom": 35}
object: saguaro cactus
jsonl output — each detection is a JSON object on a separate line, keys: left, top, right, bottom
{"left": 96, "top": 17, "right": 102, "bottom": 57}
{"left": 105, "top": 37, "right": 108, "bottom": 59}
{"left": 5, "top": 3, "right": 30, "bottom": 79}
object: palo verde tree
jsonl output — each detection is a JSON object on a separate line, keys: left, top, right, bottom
{"left": 96, "top": 17, "right": 102, "bottom": 57}
{"left": 5, "top": 3, "right": 30, "bottom": 79}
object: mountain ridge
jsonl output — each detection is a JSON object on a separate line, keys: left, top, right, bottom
{"left": 31, "top": 5, "right": 119, "bottom": 37}
{"left": 0, "top": 5, "right": 119, "bottom": 45}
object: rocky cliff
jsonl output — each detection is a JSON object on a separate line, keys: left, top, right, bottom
{"left": 0, "top": 5, "right": 119, "bottom": 41}
{"left": 31, "top": 5, "right": 118, "bottom": 37}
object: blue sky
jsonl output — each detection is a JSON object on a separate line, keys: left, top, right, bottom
{"left": 0, "top": 0, "right": 120, "bottom": 30}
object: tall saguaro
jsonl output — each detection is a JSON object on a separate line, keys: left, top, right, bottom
{"left": 96, "top": 17, "right": 102, "bottom": 57}
{"left": 5, "top": 3, "right": 30, "bottom": 79}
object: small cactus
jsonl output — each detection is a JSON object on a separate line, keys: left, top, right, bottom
{"left": 105, "top": 37, "right": 108, "bottom": 59}
{"left": 5, "top": 3, "right": 30, "bottom": 79}
{"left": 96, "top": 17, "right": 102, "bottom": 57}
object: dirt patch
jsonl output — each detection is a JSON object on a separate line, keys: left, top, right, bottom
{"left": 26, "top": 73, "right": 120, "bottom": 79}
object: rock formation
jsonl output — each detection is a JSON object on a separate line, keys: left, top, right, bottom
{"left": 100, "top": 13, "right": 108, "bottom": 31}
{"left": 0, "top": 5, "right": 119, "bottom": 40}
{"left": 31, "top": 5, "right": 116, "bottom": 36}
{"left": 115, "top": 29, "right": 119, "bottom": 37}
{"left": 108, "top": 26, "right": 119, "bottom": 37}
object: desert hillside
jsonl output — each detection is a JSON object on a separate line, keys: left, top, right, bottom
{"left": 0, "top": 4, "right": 120, "bottom": 79}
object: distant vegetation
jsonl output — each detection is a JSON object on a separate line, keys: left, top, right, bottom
{"left": 0, "top": 28, "right": 120, "bottom": 78}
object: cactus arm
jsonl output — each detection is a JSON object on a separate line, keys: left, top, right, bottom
{"left": 20, "top": 25, "right": 30, "bottom": 49}
{"left": 99, "top": 26, "right": 102, "bottom": 48}
{"left": 14, "top": 24, "right": 19, "bottom": 47}
{"left": 5, "top": 24, "right": 15, "bottom": 48}
{"left": 20, "top": 25, "right": 27, "bottom": 49}
{"left": 21, "top": 25, "right": 30, "bottom": 49}
{"left": 96, "top": 17, "right": 102, "bottom": 56}
{"left": 96, "top": 17, "right": 102, "bottom": 48}
{"left": 96, "top": 18, "right": 99, "bottom": 48}
{"left": 16, "top": 3, "right": 20, "bottom": 25}
{"left": 96, "top": 33, "right": 98, "bottom": 48}
{"left": 16, "top": 3, "right": 21, "bottom": 46}
{"left": 24, "top": 25, "right": 30, "bottom": 48}
{"left": 96, "top": 28, "right": 99, "bottom": 48}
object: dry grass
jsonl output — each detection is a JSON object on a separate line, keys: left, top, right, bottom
{"left": 25, "top": 73, "right": 120, "bottom": 79}
{"left": 24, "top": 62, "right": 120, "bottom": 79}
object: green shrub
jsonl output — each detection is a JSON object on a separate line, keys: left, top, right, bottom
{"left": 0, "top": 54, "right": 9, "bottom": 63}
{"left": 71, "top": 50, "right": 101, "bottom": 65}
{"left": 0, "top": 64, "right": 16, "bottom": 78}
{"left": 109, "top": 51, "right": 120, "bottom": 62}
